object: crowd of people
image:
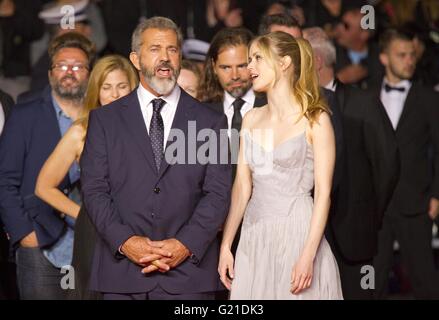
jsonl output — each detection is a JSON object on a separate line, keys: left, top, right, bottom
{"left": 0, "top": 0, "right": 438, "bottom": 300}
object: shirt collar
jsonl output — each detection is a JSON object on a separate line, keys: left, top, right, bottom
{"left": 51, "top": 94, "right": 71, "bottom": 119}
{"left": 324, "top": 78, "right": 336, "bottom": 92}
{"left": 224, "top": 89, "right": 255, "bottom": 110}
{"left": 137, "top": 83, "right": 181, "bottom": 109}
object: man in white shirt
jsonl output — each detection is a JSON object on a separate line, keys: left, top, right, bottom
{"left": 373, "top": 28, "right": 439, "bottom": 299}
{"left": 80, "top": 16, "right": 232, "bottom": 300}
{"left": 200, "top": 27, "right": 266, "bottom": 169}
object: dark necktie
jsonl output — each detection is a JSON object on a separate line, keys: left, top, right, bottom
{"left": 230, "top": 98, "right": 245, "bottom": 166}
{"left": 384, "top": 83, "right": 406, "bottom": 93}
{"left": 231, "top": 98, "right": 245, "bottom": 132}
{"left": 150, "top": 98, "right": 166, "bottom": 172}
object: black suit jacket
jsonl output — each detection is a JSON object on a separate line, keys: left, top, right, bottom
{"left": 327, "top": 81, "right": 399, "bottom": 262}
{"left": 371, "top": 81, "right": 439, "bottom": 217}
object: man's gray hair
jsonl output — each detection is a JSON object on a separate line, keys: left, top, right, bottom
{"left": 302, "top": 27, "right": 336, "bottom": 67}
{"left": 131, "top": 16, "right": 183, "bottom": 53}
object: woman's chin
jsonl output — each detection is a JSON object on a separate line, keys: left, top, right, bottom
{"left": 252, "top": 84, "right": 267, "bottom": 93}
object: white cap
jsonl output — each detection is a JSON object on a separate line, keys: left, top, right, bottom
{"left": 182, "top": 39, "right": 210, "bottom": 62}
{"left": 39, "top": 0, "right": 89, "bottom": 25}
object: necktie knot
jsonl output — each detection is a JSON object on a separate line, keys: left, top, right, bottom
{"left": 152, "top": 98, "right": 166, "bottom": 113}
{"left": 232, "top": 98, "right": 245, "bottom": 113}
{"left": 384, "top": 83, "right": 405, "bottom": 93}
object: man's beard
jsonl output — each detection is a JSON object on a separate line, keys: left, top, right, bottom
{"left": 389, "top": 63, "right": 414, "bottom": 81}
{"left": 50, "top": 75, "right": 87, "bottom": 101}
{"left": 141, "top": 59, "right": 179, "bottom": 95}
{"left": 226, "top": 81, "right": 252, "bottom": 99}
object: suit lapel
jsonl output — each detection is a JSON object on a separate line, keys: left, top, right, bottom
{"left": 41, "top": 90, "right": 72, "bottom": 185}
{"left": 395, "top": 83, "right": 417, "bottom": 133}
{"left": 335, "top": 82, "right": 346, "bottom": 113}
{"left": 118, "top": 90, "right": 157, "bottom": 173}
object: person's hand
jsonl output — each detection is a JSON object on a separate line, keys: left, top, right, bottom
{"left": 224, "top": 8, "right": 242, "bottom": 27}
{"left": 140, "top": 238, "right": 190, "bottom": 273}
{"left": 218, "top": 246, "right": 234, "bottom": 290}
{"left": 121, "top": 236, "right": 172, "bottom": 269}
{"left": 336, "top": 64, "right": 368, "bottom": 84}
{"left": 428, "top": 197, "right": 439, "bottom": 220}
{"left": 19, "top": 231, "right": 38, "bottom": 248}
{"left": 291, "top": 253, "right": 314, "bottom": 295}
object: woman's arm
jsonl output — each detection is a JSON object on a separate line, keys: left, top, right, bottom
{"left": 291, "top": 111, "right": 336, "bottom": 294}
{"left": 220, "top": 113, "right": 254, "bottom": 250}
{"left": 303, "top": 111, "right": 335, "bottom": 259}
{"left": 35, "top": 124, "right": 85, "bottom": 219}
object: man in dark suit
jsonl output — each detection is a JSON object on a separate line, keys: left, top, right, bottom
{"left": 304, "top": 27, "right": 399, "bottom": 299}
{"left": 0, "top": 32, "right": 94, "bottom": 300}
{"left": 0, "top": 89, "right": 14, "bottom": 134}
{"left": 333, "top": 8, "right": 384, "bottom": 89}
{"left": 0, "top": 88, "right": 17, "bottom": 300}
{"left": 80, "top": 17, "right": 232, "bottom": 300}
{"left": 200, "top": 27, "right": 266, "bottom": 172}
{"left": 372, "top": 28, "right": 439, "bottom": 299}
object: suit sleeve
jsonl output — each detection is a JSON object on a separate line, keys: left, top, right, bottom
{"left": 80, "top": 111, "right": 135, "bottom": 257}
{"left": 0, "top": 107, "right": 34, "bottom": 247}
{"left": 175, "top": 115, "right": 232, "bottom": 263}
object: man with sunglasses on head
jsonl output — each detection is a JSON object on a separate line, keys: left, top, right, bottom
{"left": 334, "top": 7, "right": 383, "bottom": 89}
{"left": 0, "top": 32, "right": 95, "bottom": 300}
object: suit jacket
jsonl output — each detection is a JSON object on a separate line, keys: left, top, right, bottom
{"left": 0, "top": 90, "right": 14, "bottom": 120}
{"left": 321, "top": 88, "right": 344, "bottom": 191}
{"left": 0, "top": 87, "right": 71, "bottom": 249}
{"left": 80, "top": 88, "right": 232, "bottom": 294}
{"left": 327, "top": 81, "right": 399, "bottom": 262}
{"left": 371, "top": 81, "right": 439, "bottom": 216}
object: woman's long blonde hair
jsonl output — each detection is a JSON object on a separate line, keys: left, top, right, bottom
{"left": 77, "top": 54, "right": 139, "bottom": 131}
{"left": 251, "top": 31, "right": 330, "bottom": 124}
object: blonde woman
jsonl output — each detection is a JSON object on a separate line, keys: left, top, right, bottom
{"left": 218, "top": 32, "right": 343, "bottom": 299}
{"left": 35, "top": 55, "right": 138, "bottom": 299}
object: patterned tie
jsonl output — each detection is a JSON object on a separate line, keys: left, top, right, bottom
{"left": 150, "top": 98, "right": 166, "bottom": 172}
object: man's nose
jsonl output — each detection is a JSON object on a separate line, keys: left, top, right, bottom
{"left": 160, "top": 48, "right": 170, "bottom": 61}
{"left": 231, "top": 67, "right": 240, "bottom": 80}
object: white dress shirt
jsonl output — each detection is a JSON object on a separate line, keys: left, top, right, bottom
{"left": 0, "top": 102, "right": 4, "bottom": 136}
{"left": 223, "top": 89, "right": 256, "bottom": 138}
{"left": 323, "top": 78, "right": 337, "bottom": 92}
{"left": 380, "top": 79, "right": 411, "bottom": 130}
{"left": 137, "top": 84, "right": 181, "bottom": 149}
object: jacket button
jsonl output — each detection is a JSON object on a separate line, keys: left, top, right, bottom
{"left": 153, "top": 187, "right": 160, "bottom": 194}
{"left": 63, "top": 189, "right": 69, "bottom": 194}
{"left": 151, "top": 212, "right": 155, "bottom": 218}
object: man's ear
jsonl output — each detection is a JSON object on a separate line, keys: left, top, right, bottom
{"left": 211, "top": 58, "right": 218, "bottom": 75}
{"left": 280, "top": 55, "right": 292, "bottom": 71}
{"left": 129, "top": 51, "right": 141, "bottom": 71}
{"left": 379, "top": 52, "right": 388, "bottom": 68}
{"left": 314, "top": 53, "right": 323, "bottom": 71}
